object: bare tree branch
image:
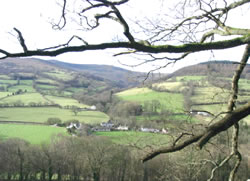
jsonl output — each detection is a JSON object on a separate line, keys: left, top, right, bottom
{"left": 142, "top": 44, "right": 250, "bottom": 162}
{"left": 53, "top": 0, "right": 67, "bottom": 30}
{"left": 0, "top": 35, "right": 249, "bottom": 60}
{"left": 13, "top": 27, "right": 28, "bottom": 53}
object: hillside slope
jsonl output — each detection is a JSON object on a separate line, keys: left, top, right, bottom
{"left": 169, "top": 60, "right": 250, "bottom": 78}
{"left": 0, "top": 58, "right": 142, "bottom": 90}
{"left": 47, "top": 60, "right": 143, "bottom": 87}
{"left": 115, "top": 62, "right": 250, "bottom": 126}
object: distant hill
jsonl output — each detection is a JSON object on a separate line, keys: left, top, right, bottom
{"left": 0, "top": 58, "right": 142, "bottom": 89}
{"left": 45, "top": 59, "right": 143, "bottom": 87}
{"left": 169, "top": 60, "right": 250, "bottom": 79}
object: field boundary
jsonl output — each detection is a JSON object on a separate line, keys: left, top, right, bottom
{"left": 0, "top": 120, "right": 46, "bottom": 125}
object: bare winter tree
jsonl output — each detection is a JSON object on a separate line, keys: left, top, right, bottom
{"left": 0, "top": 0, "right": 250, "bottom": 180}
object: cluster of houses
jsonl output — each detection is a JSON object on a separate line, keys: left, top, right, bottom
{"left": 66, "top": 120, "right": 169, "bottom": 135}
{"left": 91, "top": 121, "right": 169, "bottom": 134}
{"left": 91, "top": 122, "right": 129, "bottom": 132}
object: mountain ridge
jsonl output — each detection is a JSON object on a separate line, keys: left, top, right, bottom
{"left": 169, "top": 60, "right": 250, "bottom": 79}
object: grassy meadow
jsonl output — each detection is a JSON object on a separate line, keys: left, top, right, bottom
{"left": 0, "top": 107, "right": 109, "bottom": 124}
{"left": 44, "top": 95, "right": 89, "bottom": 108}
{"left": 116, "top": 87, "right": 184, "bottom": 113}
{"left": 94, "top": 131, "right": 170, "bottom": 147}
{"left": 0, "top": 124, "right": 66, "bottom": 144}
{"left": 45, "top": 70, "right": 74, "bottom": 81}
{"left": 0, "top": 93, "right": 48, "bottom": 105}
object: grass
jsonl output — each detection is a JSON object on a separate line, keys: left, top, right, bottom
{"left": 0, "top": 124, "right": 67, "bottom": 144}
{"left": 36, "top": 84, "right": 59, "bottom": 90}
{"left": 176, "top": 76, "right": 206, "bottom": 81}
{"left": 45, "top": 95, "right": 88, "bottom": 108}
{"left": 153, "top": 82, "right": 183, "bottom": 91}
{"left": 239, "top": 79, "right": 250, "bottom": 90}
{"left": 0, "top": 92, "right": 10, "bottom": 99}
{"left": 0, "top": 107, "right": 109, "bottom": 124}
{"left": 35, "top": 78, "right": 58, "bottom": 85}
{"left": 192, "top": 86, "right": 231, "bottom": 103}
{"left": 65, "top": 87, "right": 87, "bottom": 93}
{"left": 117, "top": 87, "right": 184, "bottom": 113}
{"left": 45, "top": 70, "right": 74, "bottom": 81}
{"left": 19, "top": 80, "right": 33, "bottom": 85}
{"left": 94, "top": 131, "right": 170, "bottom": 147}
{"left": 0, "top": 79, "right": 17, "bottom": 84}
{"left": 8, "top": 85, "right": 35, "bottom": 92}
{"left": 0, "top": 93, "right": 47, "bottom": 105}
{"left": 0, "top": 75, "right": 11, "bottom": 79}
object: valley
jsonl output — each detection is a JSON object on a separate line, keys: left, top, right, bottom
{"left": 0, "top": 58, "right": 250, "bottom": 181}
{"left": 1, "top": 58, "right": 250, "bottom": 144}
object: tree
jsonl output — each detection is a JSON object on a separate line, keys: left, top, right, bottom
{"left": 0, "top": 0, "right": 250, "bottom": 180}
{"left": 70, "top": 106, "right": 82, "bottom": 116}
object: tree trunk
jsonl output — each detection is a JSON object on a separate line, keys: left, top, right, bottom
{"left": 48, "top": 159, "right": 53, "bottom": 181}
{"left": 18, "top": 148, "right": 24, "bottom": 181}
{"left": 93, "top": 171, "right": 100, "bottom": 181}
{"left": 57, "top": 168, "right": 61, "bottom": 181}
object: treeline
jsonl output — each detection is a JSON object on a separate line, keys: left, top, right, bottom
{"left": 0, "top": 133, "right": 249, "bottom": 181}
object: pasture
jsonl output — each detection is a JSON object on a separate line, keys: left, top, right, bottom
{"left": 35, "top": 78, "right": 58, "bottom": 85}
{"left": 8, "top": 85, "right": 35, "bottom": 92}
{"left": 0, "top": 107, "right": 109, "bottom": 124}
{"left": 153, "top": 82, "right": 183, "bottom": 92}
{"left": 36, "top": 84, "right": 59, "bottom": 90}
{"left": 0, "top": 124, "right": 66, "bottom": 144}
{"left": 0, "top": 92, "right": 10, "bottom": 99}
{"left": 94, "top": 131, "right": 170, "bottom": 147}
{"left": 45, "top": 70, "right": 74, "bottom": 81}
{"left": 44, "top": 95, "right": 88, "bottom": 108}
{"left": 116, "top": 87, "right": 184, "bottom": 113}
{"left": 175, "top": 75, "right": 206, "bottom": 81}
{"left": 191, "top": 86, "right": 231, "bottom": 103}
{"left": 0, "top": 74, "right": 11, "bottom": 79}
{"left": 0, "top": 79, "right": 17, "bottom": 84}
{"left": 0, "top": 93, "right": 48, "bottom": 105}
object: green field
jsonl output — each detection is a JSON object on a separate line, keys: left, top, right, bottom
{"left": 36, "top": 84, "right": 59, "bottom": 90}
{"left": 8, "top": 85, "right": 35, "bottom": 92}
{"left": 19, "top": 80, "right": 33, "bottom": 85}
{"left": 45, "top": 95, "right": 88, "bottom": 108}
{"left": 239, "top": 79, "right": 250, "bottom": 90}
{"left": 0, "top": 93, "right": 48, "bottom": 105}
{"left": 176, "top": 76, "right": 206, "bottom": 81}
{"left": 35, "top": 78, "right": 58, "bottom": 85}
{"left": 45, "top": 70, "right": 74, "bottom": 81}
{"left": 0, "top": 74, "right": 11, "bottom": 79}
{"left": 116, "top": 87, "right": 184, "bottom": 113}
{"left": 94, "top": 131, "right": 170, "bottom": 147}
{"left": 192, "top": 86, "right": 231, "bottom": 103}
{"left": 0, "top": 79, "right": 17, "bottom": 84}
{"left": 0, "top": 107, "right": 109, "bottom": 124}
{"left": 153, "top": 82, "right": 183, "bottom": 91}
{"left": 0, "top": 92, "right": 10, "bottom": 99}
{"left": 0, "top": 124, "right": 66, "bottom": 144}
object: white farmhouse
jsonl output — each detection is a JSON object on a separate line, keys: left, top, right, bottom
{"left": 117, "top": 125, "right": 129, "bottom": 131}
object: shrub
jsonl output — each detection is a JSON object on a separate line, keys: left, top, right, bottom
{"left": 46, "top": 117, "right": 62, "bottom": 125}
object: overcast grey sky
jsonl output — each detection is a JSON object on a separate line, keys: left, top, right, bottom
{"left": 0, "top": 0, "right": 249, "bottom": 73}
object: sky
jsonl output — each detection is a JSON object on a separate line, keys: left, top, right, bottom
{"left": 0, "top": 0, "right": 249, "bottom": 73}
